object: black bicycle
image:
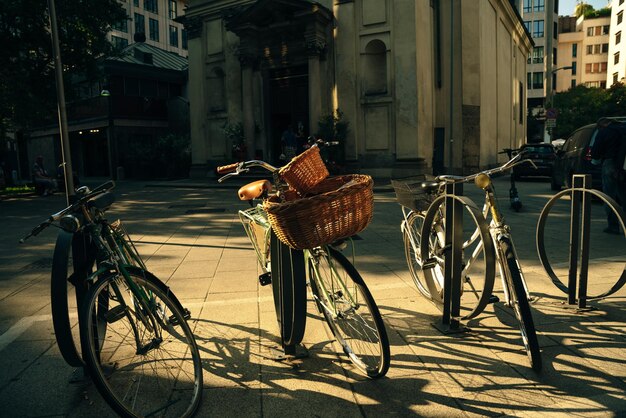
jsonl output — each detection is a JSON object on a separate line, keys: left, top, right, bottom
{"left": 21, "top": 182, "right": 203, "bottom": 417}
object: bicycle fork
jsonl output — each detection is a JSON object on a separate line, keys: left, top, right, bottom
{"left": 308, "top": 249, "right": 358, "bottom": 319}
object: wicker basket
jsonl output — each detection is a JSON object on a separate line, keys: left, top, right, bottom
{"left": 278, "top": 146, "right": 329, "bottom": 194}
{"left": 391, "top": 175, "right": 437, "bottom": 212}
{"left": 264, "top": 174, "right": 374, "bottom": 250}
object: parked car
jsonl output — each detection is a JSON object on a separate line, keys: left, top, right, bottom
{"left": 550, "top": 117, "right": 626, "bottom": 191}
{"left": 512, "top": 143, "right": 556, "bottom": 180}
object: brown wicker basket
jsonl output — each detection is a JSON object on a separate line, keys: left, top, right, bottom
{"left": 278, "top": 146, "right": 329, "bottom": 194}
{"left": 264, "top": 174, "right": 374, "bottom": 250}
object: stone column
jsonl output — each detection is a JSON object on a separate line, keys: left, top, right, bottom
{"left": 305, "top": 27, "right": 327, "bottom": 137}
{"left": 240, "top": 59, "right": 256, "bottom": 160}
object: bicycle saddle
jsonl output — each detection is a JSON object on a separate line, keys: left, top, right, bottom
{"left": 238, "top": 180, "right": 272, "bottom": 201}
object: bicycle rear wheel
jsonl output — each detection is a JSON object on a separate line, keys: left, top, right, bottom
{"left": 79, "top": 269, "right": 203, "bottom": 417}
{"left": 270, "top": 231, "right": 307, "bottom": 349}
{"left": 420, "top": 195, "right": 496, "bottom": 319}
{"left": 498, "top": 236, "right": 542, "bottom": 372}
{"left": 51, "top": 231, "right": 98, "bottom": 367}
{"left": 309, "top": 246, "right": 390, "bottom": 378}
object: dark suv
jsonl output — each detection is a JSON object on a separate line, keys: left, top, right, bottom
{"left": 550, "top": 117, "right": 626, "bottom": 191}
{"left": 512, "top": 143, "right": 556, "bottom": 180}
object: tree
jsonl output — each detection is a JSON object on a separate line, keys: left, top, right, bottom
{"left": 574, "top": 2, "right": 594, "bottom": 17}
{"left": 551, "top": 84, "right": 626, "bottom": 139}
{"left": 0, "top": 0, "right": 126, "bottom": 133}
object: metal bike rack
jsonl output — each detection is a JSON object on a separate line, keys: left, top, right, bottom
{"left": 430, "top": 182, "right": 469, "bottom": 334}
{"left": 537, "top": 174, "right": 626, "bottom": 310}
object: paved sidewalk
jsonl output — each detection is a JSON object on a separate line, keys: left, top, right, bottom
{"left": 0, "top": 176, "right": 625, "bottom": 417}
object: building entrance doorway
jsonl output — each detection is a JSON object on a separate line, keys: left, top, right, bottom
{"left": 267, "top": 65, "right": 308, "bottom": 164}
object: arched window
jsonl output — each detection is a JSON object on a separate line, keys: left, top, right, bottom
{"left": 363, "top": 39, "right": 387, "bottom": 95}
{"left": 208, "top": 67, "right": 225, "bottom": 112}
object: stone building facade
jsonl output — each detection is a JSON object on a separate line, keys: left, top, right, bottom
{"left": 185, "top": 0, "right": 532, "bottom": 177}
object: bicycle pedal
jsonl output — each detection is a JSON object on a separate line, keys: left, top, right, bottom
{"left": 104, "top": 305, "right": 128, "bottom": 323}
{"left": 488, "top": 295, "right": 500, "bottom": 304}
{"left": 259, "top": 272, "right": 271, "bottom": 286}
{"left": 422, "top": 258, "right": 437, "bottom": 270}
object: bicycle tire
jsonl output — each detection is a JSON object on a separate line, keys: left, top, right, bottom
{"left": 498, "top": 236, "right": 542, "bottom": 372}
{"left": 403, "top": 212, "right": 431, "bottom": 298}
{"left": 309, "top": 246, "right": 390, "bottom": 378}
{"left": 420, "top": 195, "right": 496, "bottom": 319}
{"left": 79, "top": 269, "right": 203, "bottom": 418}
{"left": 270, "top": 231, "right": 307, "bottom": 348}
{"left": 51, "top": 231, "right": 99, "bottom": 367}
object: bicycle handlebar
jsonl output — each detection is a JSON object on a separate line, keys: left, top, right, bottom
{"left": 20, "top": 180, "right": 116, "bottom": 243}
{"left": 436, "top": 151, "right": 537, "bottom": 185}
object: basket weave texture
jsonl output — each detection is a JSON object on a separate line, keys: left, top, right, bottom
{"left": 264, "top": 174, "right": 374, "bottom": 250}
{"left": 390, "top": 175, "right": 437, "bottom": 212}
{"left": 278, "top": 146, "right": 329, "bottom": 194}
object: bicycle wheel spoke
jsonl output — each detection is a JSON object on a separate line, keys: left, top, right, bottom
{"left": 309, "top": 247, "right": 390, "bottom": 378}
{"left": 80, "top": 270, "right": 202, "bottom": 417}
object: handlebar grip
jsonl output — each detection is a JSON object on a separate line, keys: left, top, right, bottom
{"left": 216, "top": 162, "right": 239, "bottom": 174}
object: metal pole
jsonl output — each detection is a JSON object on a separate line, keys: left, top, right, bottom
{"left": 47, "top": 0, "right": 75, "bottom": 204}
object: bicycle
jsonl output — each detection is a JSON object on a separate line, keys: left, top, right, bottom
{"left": 21, "top": 182, "right": 203, "bottom": 417}
{"left": 392, "top": 152, "right": 542, "bottom": 371}
{"left": 217, "top": 145, "right": 390, "bottom": 378}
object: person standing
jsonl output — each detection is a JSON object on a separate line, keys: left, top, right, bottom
{"left": 591, "top": 118, "right": 625, "bottom": 234}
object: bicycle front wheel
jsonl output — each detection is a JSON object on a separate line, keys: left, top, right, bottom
{"left": 79, "top": 269, "right": 203, "bottom": 417}
{"left": 498, "top": 236, "right": 542, "bottom": 372}
{"left": 309, "top": 246, "right": 390, "bottom": 378}
{"left": 403, "top": 212, "right": 432, "bottom": 298}
{"left": 269, "top": 231, "right": 307, "bottom": 348}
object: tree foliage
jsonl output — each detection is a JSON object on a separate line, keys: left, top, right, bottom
{"left": 552, "top": 83, "right": 626, "bottom": 139}
{"left": 574, "top": 2, "right": 594, "bottom": 17}
{"left": 0, "top": 0, "right": 126, "bottom": 132}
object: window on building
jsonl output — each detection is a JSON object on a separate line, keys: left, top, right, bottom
{"left": 614, "top": 72, "right": 620, "bottom": 84}
{"left": 554, "top": 22, "right": 558, "bottom": 39}
{"left": 111, "top": 35, "right": 128, "bottom": 49}
{"left": 572, "top": 61, "right": 577, "bottom": 75}
{"left": 533, "top": 20, "right": 544, "bottom": 38}
{"left": 617, "top": 31, "right": 622, "bottom": 45}
{"left": 618, "top": 11, "right": 623, "bottom": 25}
{"left": 587, "top": 27, "right": 594, "bottom": 36}
{"left": 593, "top": 62, "right": 600, "bottom": 72}
{"left": 602, "top": 25, "right": 610, "bottom": 35}
{"left": 572, "top": 43, "right": 577, "bottom": 57}
{"left": 601, "top": 81, "right": 607, "bottom": 88}
{"left": 620, "top": 0, "right": 624, "bottom": 5}
{"left": 532, "top": 46, "right": 544, "bottom": 63}
{"left": 182, "top": 29, "right": 188, "bottom": 50}
{"left": 553, "top": 47, "right": 557, "bottom": 65}
{"left": 586, "top": 45, "right": 593, "bottom": 54}
{"left": 169, "top": 25, "right": 178, "bottom": 47}
{"left": 571, "top": 79, "right": 576, "bottom": 88}
{"left": 527, "top": 72, "right": 532, "bottom": 87}
{"left": 534, "top": 0, "right": 545, "bottom": 12}
{"left": 133, "top": 0, "right": 139, "bottom": 6}
{"left": 585, "top": 63, "right": 592, "bottom": 73}
{"left": 519, "top": 81, "right": 524, "bottom": 124}
{"left": 524, "top": 21, "right": 531, "bottom": 33}
{"left": 169, "top": 1, "right": 177, "bottom": 19}
{"left": 602, "top": 43, "right": 609, "bottom": 53}
{"left": 134, "top": 13, "right": 145, "bottom": 34}
{"left": 600, "top": 62, "right": 607, "bottom": 72}
{"left": 615, "top": 52, "right": 620, "bottom": 64}
{"left": 149, "top": 18, "right": 159, "bottom": 41}
{"left": 113, "top": 15, "right": 128, "bottom": 32}
{"left": 523, "top": 0, "right": 532, "bottom": 13}
{"left": 532, "top": 72, "right": 544, "bottom": 89}
{"left": 363, "top": 39, "right": 388, "bottom": 95}
{"left": 594, "top": 44, "right": 601, "bottom": 54}
{"left": 145, "top": 0, "right": 158, "bottom": 14}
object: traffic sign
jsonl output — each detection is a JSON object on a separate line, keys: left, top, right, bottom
{"left": 546, "top": 118, "right": 556, "bottom": 128}
{"left": 546, "top": 108, "right": 558, "bottom": 119}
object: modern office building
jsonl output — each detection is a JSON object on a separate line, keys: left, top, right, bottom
{"left": 608, "top": 0, "right": 626, "bottom": 85}
{"left": 109, "top": 0, "right": 189, "bottom": 58}
{"left": 184, "top": 0, "right": 532, "bottom": 177}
